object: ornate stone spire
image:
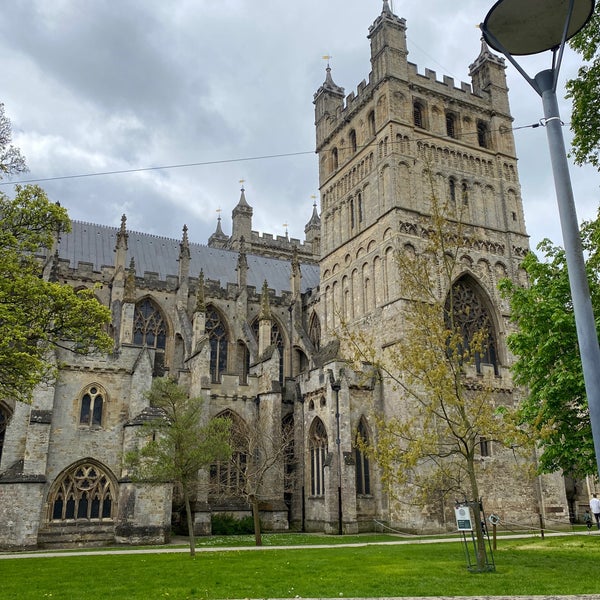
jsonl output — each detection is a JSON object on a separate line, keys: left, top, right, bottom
{"left": 194, "top": 269, "right": 206, "bottom": 314}
{"left": 116, "top": 214, "right": 128, "bottom": 251}
{"left": 124, "top": 257, "right": 136, "bottom": 303}
{"left": 179, "top": 224, "right": 190, "bottom": 261}
{"left": 259, "top": 279, "right": 271, "bottom": 321}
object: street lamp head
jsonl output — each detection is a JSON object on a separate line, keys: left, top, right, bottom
{"left": 482, "top": 0, "right": 595, "bottom": 55}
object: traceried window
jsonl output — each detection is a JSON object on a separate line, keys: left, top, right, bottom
{"left": 49, "top": 462, "right": 115, "bottom": 522}
{"left": 206, "top": 307, "right": 229, "bottom": 383}
{"left": 133, "top": 298, "right": 167, "bottom": 349}
{"left": 134, "top": 298, "right": 167, "bottom": 376}
{"left": 309, "top": 418, "right": 328, "bottom": 497}
{"left": 355, "top": 418, "right": 371, "bottom": 496}
{"left": 79, "top": 384, "right": 106, "bottom": 427}
{"left": 209, "top": 411, "right": 247, "bottom": 497}
{"left": 445, "top": 278, "right": 498, "bottom": 374}
{"left": 0, "top": 405, "right": 10, "bottom": 463}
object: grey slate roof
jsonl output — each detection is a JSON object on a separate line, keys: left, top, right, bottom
{"left": 58, "top": 221, "right": 320, "bottom": 296}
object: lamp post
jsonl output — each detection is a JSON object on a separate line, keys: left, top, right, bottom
{"left": 480, "top": 0, "right": 600, "bottom": 477}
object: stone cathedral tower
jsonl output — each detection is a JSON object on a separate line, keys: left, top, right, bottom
{"left": 299, "top": 0, "right": 568, "bottom": 533}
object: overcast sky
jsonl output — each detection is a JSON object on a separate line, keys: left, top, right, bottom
{"left": 1, "top": 0, "right": 598, "bottom": 253}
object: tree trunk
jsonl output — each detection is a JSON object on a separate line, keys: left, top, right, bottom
{"left": 184, "top": 489, "right": 196, "bottom": 557}
{"left": 250, "top": 494, "right": 262, "bottom": 546}
{"left": 467, "top": 457, "right": 488, "bottom": 571}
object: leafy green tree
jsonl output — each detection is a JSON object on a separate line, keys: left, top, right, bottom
{"left": 125, "top": 377, "right": 232, "bottom": 557}
{"left": 0, "top": 105, "right": 112, "bottom": 402}
{"left": 343, "top": 191, "right": 513, "bottom": 572}
{"left": 566, "top": 5, "right": 600, "bottom": 168}
{"left": 500, "top": 211, "right": 600, "bottom": 478}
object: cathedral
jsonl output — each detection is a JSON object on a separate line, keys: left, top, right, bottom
{"left": 0, "top": 2, "right": 574, "bottom": 549}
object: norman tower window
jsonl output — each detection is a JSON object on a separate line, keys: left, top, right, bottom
{"left": 446, "top": 113, "right": 457, "bottom": 139}
{"left": 367, "top": 110, "right": 376, "bottom": 137}
{"left": 449, "top": 178, "right": 456, "bottom": 203}
{"left": 79, "top": 384, "right": 106, "bottom": 427}
{"left": 309, "top": 418, "right": 328, "bottom": 497}
{"left": 413, "top": 102, "right": 424, "bottom": 128}
{"left": 49, "top": 462, "right": 115, "bottom": 522}
{"left": 331, "top": 147, "right": 339, "bottom": 171}
{"left": 477, "top": 121, "right": 489, "bottom": 148}
{"left": 349, "top": 129, "right": 357, "bottom": 153}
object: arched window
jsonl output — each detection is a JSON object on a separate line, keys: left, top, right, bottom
{"left": 49, "top": 462, "right": 115, "bottom": 522}
{"left": 449, "top": 178, "right": 456, "bottom": 203}
{"left": 79, "top": 384, "right": 106, "bottom": 427}
{"left": 0, "top": 404, "right": 11, "bottom": 463}
{"left": 209, "top": 411, "right": 247, "bottom": 497}
{"left": 445, "top": 278, "right": 498, "bottom": 374}
{"left": 446, "top": 113, "right": 457, "bottom": 139}
{"left": 368, "top": 110, "right": 376, "bottom": 137}
{"left": 331, "top": 147, "right": 339, "bottom": 171}
{"left": 349, "top": 129, "right": 357, "bottom": 153}
{"left": 413, "top": 102, "right": 424, "bottom": 128}
{"left": 355, "top": 418, "right": 371, "bottom": 495}
{"left": 134, "top": 298, "right": 167, "bottom": 376}
{"left": 309, "top": 418, "right": 328, "bottom": 497}
{"left": 357, "top": 192, "right": 363, "bottom": 223}
{"left": 477, "top": 121, "right": 489, "bottom": 148}
{"left": 206, "top": 307, "right": 229, "bottom": 383}
{"left": 236, "top": 341, "right": 249, "bottom": 384}
{"left": 461, "top": 182, "right": 469, "bottom": 205}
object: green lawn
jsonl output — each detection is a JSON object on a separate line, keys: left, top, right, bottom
{"left": 1, "top": 535, "right": 599, "bottom": 599}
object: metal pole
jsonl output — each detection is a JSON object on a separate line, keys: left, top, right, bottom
{"left": 333, "top": 380, "right": 343, "bottom": 535}
{"left": 535, "top": 68, "right": 600, "bottom": 478}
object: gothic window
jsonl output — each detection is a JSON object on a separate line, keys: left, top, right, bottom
{"left": 368, "top": 110, "right": 376, "bottom": 137}
{"left": 349, "top": 129, "right": 357, "bottom": 153}
{"left": 449, "top": 178, "right": 456, "bottom": 203}
{"left": 209, "top": 411, "right": 247, "bottom": 497}
{"left": 207, "top": 307, "right": 229, "bottom": 383}
{"left": 446, "top": 113, "right": 457, "bottom": 139}
{"left": 308, "top": 313, "right": 321, "bottom": 352}
{"left": 413, "top": 102, "right": 424, "bottom": 128}
{"left": 134, "top": 298, "right": 167, "bottom": 376}
{"left": 355, "top": 418, "right": 371, "bottom": 496}
{"left": 49, "top": 462, "right": 115, "bottom": 522}
{"left": 79, "top": 384, "right": 106, "bottom": 427}
{"left": 133, "top": 298, "right": 167, "bottom": 349}
{"left": 0, "top": 404, "right": 11, "bottom": 463}
{"left": 309, "top": 418, "right": 328, "bottom": 497}
{"left": 444, "top": 277, "right": 498, "bottom": 374}
{"left": 477, "top": 121, "right": 489, "bottom": 148}
{"left": 237, "top": 341, "right": 249, "bottom": 385}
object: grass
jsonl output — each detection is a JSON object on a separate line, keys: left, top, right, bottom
{"left": 2, "top": 535, "right": 599, "bottom": 599}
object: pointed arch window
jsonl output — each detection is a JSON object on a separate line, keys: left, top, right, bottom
{"left": 133, "top": 298, "right": 167, "bottom": 349}
{"left": 79, "top": 384, "right": 106, "bottom": 427}
{"left": 309, "top": 418, "right": 328, "bottom": 497}
{"left": 209, "top": 411, "right": 247, "bottom": 496}
{"left": 355, "top": 418, "right": 371, "bottom": 496}
{"left": 49, "top": 462, "right": 115, "bottom": 522}
{"left": 445, "top": 278, "right": 498, "bottom": 374}
{"left": 207, "top": 307, "right": 229, "bottom": 383}
{"left": 308, "top": 313, "right": 321, "bottom": 352}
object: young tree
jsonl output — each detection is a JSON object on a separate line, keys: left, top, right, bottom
{"left": 343, "top": 191, "right": 515, "bottom": 571}
{"left": 226, "top": 408, "right": 294, "bottom": 546}
{"left": 125, "top": 377, "right": 232, "bottom": 557}
{"left": 499, "top": 210, "right": 600, "bottom": 478}
{"left": 566, "top": 5, "right": 600, "bottom": 169}
{"left": 0, "top": 104, "right": 112, "bottom": 402}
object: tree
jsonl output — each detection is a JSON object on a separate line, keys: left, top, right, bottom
{"left": 499, "top": 211, "right": 600, "bottom": 478}
{"left": 566, "top": 5, "right": 600, "bottom": 169}
{"left": 125, "top": 377, "right": 232, "bottom": 557}
{"left": 342, "top": 190, "right": 515, "bottom": 572}
{"left": 0, "top": 105, "right": 112, "bottom": 402}
{"left": 226, "top": 408, "right": 295, "bottom": 546}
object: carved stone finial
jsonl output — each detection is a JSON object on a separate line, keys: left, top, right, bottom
{"left": 260, "top": 279, "right": 271, "bottom": 320}
{"left": 195, "top": 269, "right": 206, "bottom": 313}
{"left": 124, "top": 257, "right": 136, "bottom": 302}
